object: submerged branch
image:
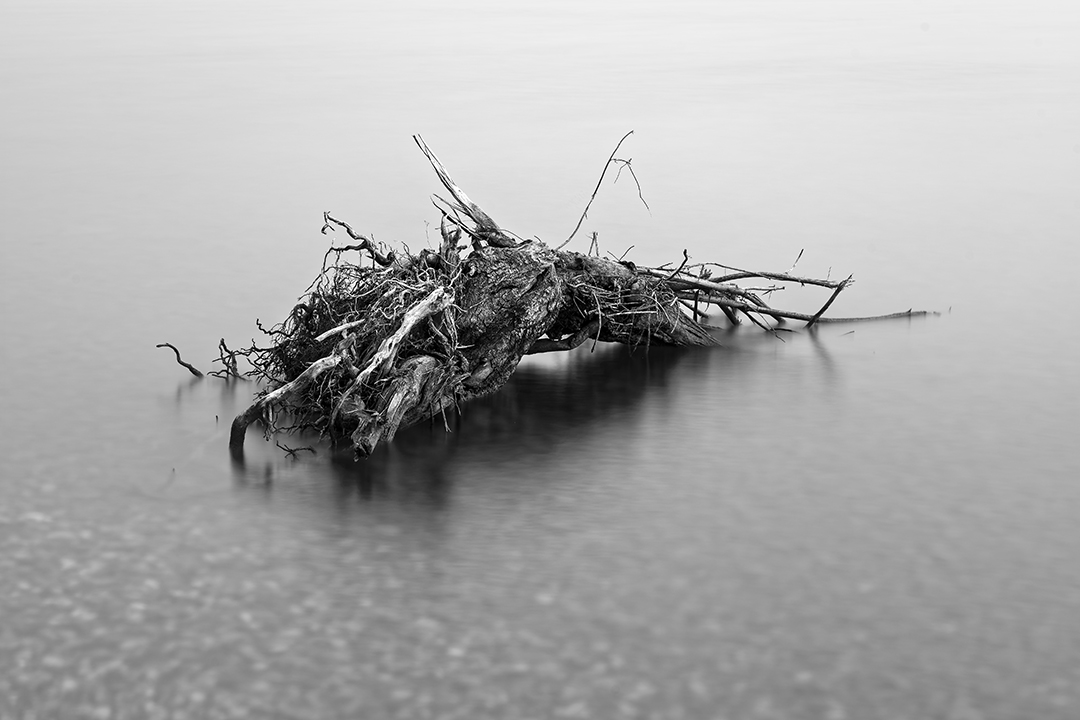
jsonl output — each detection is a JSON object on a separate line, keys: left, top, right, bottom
{"left": 157, "top": 343, "right": 204, "bottom": 378}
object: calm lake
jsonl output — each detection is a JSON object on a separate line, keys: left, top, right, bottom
{"left": 2, "top": 1, "right": 1079, "bottom": 718}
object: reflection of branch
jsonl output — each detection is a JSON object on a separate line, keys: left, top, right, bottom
{"left": 157, "top": 343, "right": 204, "bottom": 378}
{"left": 276, "top": 442, "right": 316, "bottom": 459}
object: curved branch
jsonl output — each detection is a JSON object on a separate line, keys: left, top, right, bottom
{"left": 156, "top": 343, "right": 204, "bottom": 378}
{"left": 321, "top": 212, "right": 395, "bottom": 266}
{"left": 230, "top": 354, "right": 344, "bottom": 451}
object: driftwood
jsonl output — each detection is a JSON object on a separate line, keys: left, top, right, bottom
{"left": 224, "top": 136, "right": 929, "bottom": 458}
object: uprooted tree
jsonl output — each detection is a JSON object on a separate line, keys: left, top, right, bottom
{"left": 220, "top": 134, "right": 926, "bottom": 458}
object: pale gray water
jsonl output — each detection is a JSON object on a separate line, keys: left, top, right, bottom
{"left": 2, "top": 1, "right": 1079, "bottom": 718}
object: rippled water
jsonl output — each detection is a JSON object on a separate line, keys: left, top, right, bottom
{"left": 2, "top": 1, "right": 1079, "bottom": 718}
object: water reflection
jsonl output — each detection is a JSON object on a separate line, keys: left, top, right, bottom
{"left": 223, "top": 322, "right": 871, "bottom": 526}
{"left": 228, "top": 342, "right": 693, "bottom": 510}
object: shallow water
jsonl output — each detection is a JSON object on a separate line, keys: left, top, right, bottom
{"left": 2, "top": 1, "right": 1079, "bottom": 718}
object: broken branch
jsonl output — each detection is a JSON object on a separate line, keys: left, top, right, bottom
{"left": 157, "top": 343, "right": 204, "bottom": 378}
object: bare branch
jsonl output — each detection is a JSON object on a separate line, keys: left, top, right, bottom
{"left": 664, "top": 249, "right": 690, "bottom": 283}
{"left": 639, "top": 267, "right": 758, "bottom": 299}
{"left": 805, "top": 275, "right": 853, "bottom": 329}
{"left": 321, "top": 212, "right": 395, "bottom": 266}
{"left": 787, "top": 248, "right": 804, "bottom": 274}
{"left": 688, "top": 262, "right": 848, "bottom": 289}
{"left": 157, "top": 343, "right": 204, "bottom": 378}
{"left": 612, "top": 157, "right": 650, "bottom": 212}
{"left": 557, "top": 130, "right": 636, "bottom": 250}
{"left": 209, "top": 338, "right": 243, "bottom": 380}
{"left": 684, "top": 293, "right": 932, "bottom": 325}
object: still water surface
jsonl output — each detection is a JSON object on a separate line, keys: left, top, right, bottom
{"left": 2, "top": 1, "right": 1079, "bottom": 718}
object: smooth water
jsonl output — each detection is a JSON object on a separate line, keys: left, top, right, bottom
{"left": 2, "top": 1, "right": 1079, "bottom": 718}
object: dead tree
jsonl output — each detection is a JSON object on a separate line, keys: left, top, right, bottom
{"left": 227, "top": 136, "right": 927, "bottom": 458}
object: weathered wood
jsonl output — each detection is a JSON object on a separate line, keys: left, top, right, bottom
{"left": 218, "top": 136, "right": 930, "bottom": 459}
{"left": 454, "top": 243, "right": 564, "bottom": 396}
{"left": 230, "top": 355, "right": 343, "bottom": 451}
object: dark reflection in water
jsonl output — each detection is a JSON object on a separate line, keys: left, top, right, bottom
{"left": 5, "top": 0, "right": 1080, "bottom": 715}
{"left": 222, "top": 315, "right": 894, "bottom": 543}
{"left": 345, "top": 344, "right": 688, "bottom": 473}
{"left": 229, "top": 317, "right": 874, "bottom": 514}
{"left": 230, "top": 342, "right": 695, "bottom": 517}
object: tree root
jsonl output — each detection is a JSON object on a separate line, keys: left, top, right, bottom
{"left": 220, "top": 135, "right": 932, "bottom": 458}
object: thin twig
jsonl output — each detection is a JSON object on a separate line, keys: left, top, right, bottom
{"left": 664, "top": 249, "right": 690, "bottom": 283}
{"left": 612, "top": 158, "right": 650, "bottom": 211}
{"left": 322, "top": 212, "right": 395, "bottom": 266}
{"left": 689, "top": 262, "right": 847, "bottom": 289}
{"left": 686, "top": 294, "right": 932, "bottom": 325}
{"left": 213, "top": 338, "right": 242, "bottom": 380}
{"left": 640, "top": 267, "right": 757, "bottom": 299}
{"left": 787, "top": 249, "right": 804, "bottom": 274}
{"left": 557, "top": 130, "right": 636, "bottom": 250}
